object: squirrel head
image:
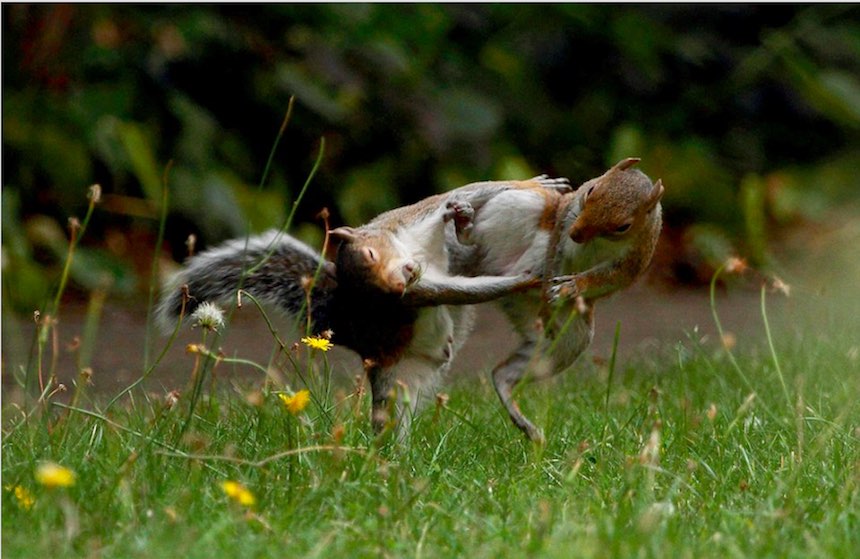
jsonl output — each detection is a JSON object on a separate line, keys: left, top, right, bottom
{"left": 329, "top": 226, "right": 420, "bottom": 295}
{"left": 568, "top": 158, "right": 664, "bottom": 244}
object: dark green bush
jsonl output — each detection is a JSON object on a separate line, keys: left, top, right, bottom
{"left": 3, "top": 4, "right": 859, "bottom": 310}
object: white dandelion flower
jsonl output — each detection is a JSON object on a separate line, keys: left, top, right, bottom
{"left": 191, "top": 301, "right": 225, "bottom": 332}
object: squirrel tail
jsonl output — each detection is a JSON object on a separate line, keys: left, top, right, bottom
{"left": 156, "top": 230, "right": 336, "bottom": 332}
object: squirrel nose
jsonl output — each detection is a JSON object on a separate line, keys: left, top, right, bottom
{"left": 569, "top": 225, "right": 593, "bottom": 244}
{"left": 402, "top": 261, "right": 420, "bottom": 283}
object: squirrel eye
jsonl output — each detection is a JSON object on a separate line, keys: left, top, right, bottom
{"left": 614, "top": 223, "right": 632, "bottom": 234}
{"left": 363, "top": 247, "right": 378, "bottom": 262}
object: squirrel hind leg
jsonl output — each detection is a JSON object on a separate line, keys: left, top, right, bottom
{"left": 366, "top": 361, "right": 398, "bottom": 435}
{"left": 491, "top": 340, "right": 546, "bottom": 444}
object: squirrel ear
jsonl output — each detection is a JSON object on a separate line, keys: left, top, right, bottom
{"left": 329, "top": 226, "right": 358, "bottom": 243}
{"left": 646, "top": 179, "right": 665, "bottom": 211}
{"left": 612, "top": 157, "right": 641, "bottom": 172}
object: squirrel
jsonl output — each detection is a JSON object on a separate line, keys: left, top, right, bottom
{"left": 447, "top": 158, "right": 664, "bottom": 442}
{"left": 157, "top": 177, "right": 569, "bottom": 435}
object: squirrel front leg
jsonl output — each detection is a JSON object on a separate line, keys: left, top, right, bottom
{"left": 402, "top": 273, "right": 541, "bottom": 307}
{"left": 546, "top": 239, "right": 653, "bottom": 303}
{"left": 546, "top": 264, "right": 623, "bottom": 302}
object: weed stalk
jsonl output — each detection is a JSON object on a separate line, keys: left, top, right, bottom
{"left": 143, "top": 161, "right": 173, "bottom": 369}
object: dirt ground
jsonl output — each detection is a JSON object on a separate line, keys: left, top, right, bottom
{"left": 0, "top": 280, "right": 783, "bottom": 401}
{"left": 3, "top": 210, "right": 856, "bottom": 403}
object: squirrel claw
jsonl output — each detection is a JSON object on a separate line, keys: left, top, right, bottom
{"left": 548, "top": 274, "right": 575, "bottom": 286}
{"left": 547, "top": 280, "right": 579, "bottom": 303}
{"left": 531, "top": 175, "right": 572, "bottom": 193}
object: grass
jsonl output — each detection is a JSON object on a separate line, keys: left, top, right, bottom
{"left": 3, "top": 118, "right": 858, "bottom": 556}
{"left": 3, "top": 277, "right": 859, "bottom": 558}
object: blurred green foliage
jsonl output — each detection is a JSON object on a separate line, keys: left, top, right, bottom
{"left": 3, "top": 4, "right": 860, "bottom": 311}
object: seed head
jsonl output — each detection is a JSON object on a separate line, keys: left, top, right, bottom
{"left": 191, "top": 302, "right": 225, "bottom": 332}
{"left": 724, "top": 257, "right": 748, "bottom": 275}
{"left": 88, "top": 184, "right": 102, "bottom": 204}
{"left": 165, "top": 390, "right": 181, "bottom": 409}
{"left": 771, "top": 276, "right": 791, "bottom": 297}
{"left": 185, "top": 234, "right": 196, "bottom": 257}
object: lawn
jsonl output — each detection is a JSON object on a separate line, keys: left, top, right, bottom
{"left": 3, "top": 271, "right": 859, "bottom": 558}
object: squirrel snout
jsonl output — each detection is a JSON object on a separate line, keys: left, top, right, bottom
{"left": 569, "top": 224, "right": 593, "bottom": 244}
{"left": 387, "top": 260, "right": 420, "bottom": 294}
{"left": 402, "top": 261, "right": 421, "bottom": 285}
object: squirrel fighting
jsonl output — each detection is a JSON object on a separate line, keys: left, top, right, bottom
{"left": 448, "top": 158, "right": 664, "bottom": 442}
{"left": 158, "top": 178, "right": 570, "bottom": 435}
{"left": 159, "top": 161, "right": 662, "bottom": 441}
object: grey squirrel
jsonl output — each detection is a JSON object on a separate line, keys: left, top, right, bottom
{"left": 448, "top": 158, "right": 664, "bottom": 442}
{"left": 158, "top": 177, "right": 569, "bottom": 434}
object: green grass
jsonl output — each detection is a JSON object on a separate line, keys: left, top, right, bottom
{"left": 3, "top": 286, "right": 859, "bottom": 559}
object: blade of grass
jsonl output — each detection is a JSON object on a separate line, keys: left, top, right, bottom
{"left": 49, "top": 185, "right": 101, "bottom": 317}
{"left": 143, "top": 161, "right": 173, "bottom": 369}
{"left": 761, "top": 284, "right": 792, "bottom": 410}
{"left": 51, "top": 401, "right": 225, "bottom": 475}
{"left": 709, "top": 263, "right": 752, "bottom": 390}
{"left": 156, "top": 444, "right": 367, "bottom": 467}
{"left": 105, "top": 290, "right": 187, "bottom": 411}
{"left": 246, "top": 135, "right": 326, "bottom": 276}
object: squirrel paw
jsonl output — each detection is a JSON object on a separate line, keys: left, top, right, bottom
{"left": 531, "top": 175, "right": 572, "bottom": 193}
{"left": 444, "top": 200, "right": 475, "bottom": 244}
{"left": 546, "top": 278, "right": 580, "bottom": 303}
{"left": 547, "top": 274, "right": 575, "bottom": 285}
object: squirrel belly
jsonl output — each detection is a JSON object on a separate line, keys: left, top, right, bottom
{"left": 464, "top": 188, "right": 559, "bottom": 277}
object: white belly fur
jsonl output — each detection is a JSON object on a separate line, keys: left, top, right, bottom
{"left": 471, "top": 190, "right": 549, "bottom": 276}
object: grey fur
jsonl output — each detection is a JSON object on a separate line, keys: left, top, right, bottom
{"left": 156, "top": 230, "right": 332, "bottom": 331}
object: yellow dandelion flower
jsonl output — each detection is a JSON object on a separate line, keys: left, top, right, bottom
{"left": 279, "top": 389, "right": 311, "bottom": 415}
{"left": 5, "top": 485, "right": 35, "bottom": 510}
{"left": 220, "top": 480, "right": 256, "bottom": 507}
{"left": 35, "top": 462, "right": 76, "bottom": 488}
{"left": 301, "top": 336, "right": 333, "bottom": 352}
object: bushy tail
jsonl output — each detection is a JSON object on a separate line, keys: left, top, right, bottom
{"left": 156, "top": 230, "right": 335, "bottom": 331}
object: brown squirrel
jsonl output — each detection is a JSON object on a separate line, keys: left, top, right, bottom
{"left": 158, "top": 177, "right": 570, "bottom": 435}
{"left": 447, "top": 158, "right": 664, "bottom": 442}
